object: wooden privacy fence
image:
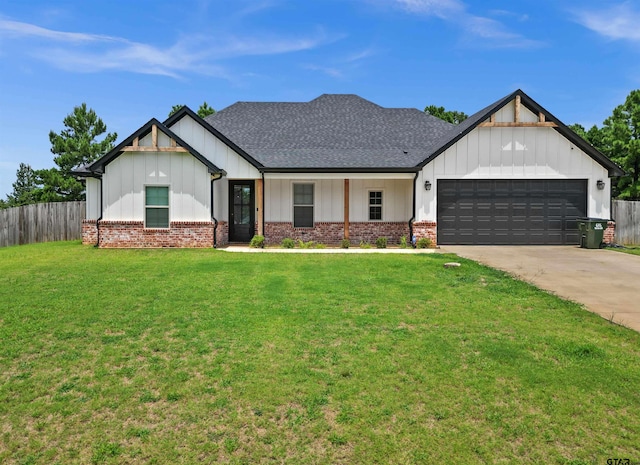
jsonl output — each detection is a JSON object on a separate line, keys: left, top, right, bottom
{"left": 0, "top": 201, "right": 86, "bottom": 248}
{"left": 613, "top": 200, "right": 640, "bottom": 245}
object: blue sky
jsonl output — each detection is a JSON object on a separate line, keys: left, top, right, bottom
{"left": 1, "top": 0, "right": 639, "bottom": 198}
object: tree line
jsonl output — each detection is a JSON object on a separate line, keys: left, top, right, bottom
{"left": 2, "top": 92, "right": 639, "bottom": 209}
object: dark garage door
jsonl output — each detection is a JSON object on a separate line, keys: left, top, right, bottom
{"left": 437, "top": 179, "right": 587, "bottom": 245}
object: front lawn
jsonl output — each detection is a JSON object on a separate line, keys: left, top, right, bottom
{"left": 0, "top": 242, "right": 638, "bottom": 464}
{"left": 607, "top": 245, "right": 640, "bottom": 256}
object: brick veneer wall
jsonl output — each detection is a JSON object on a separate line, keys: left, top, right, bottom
{"left": 412, "top": 221, "right": 438, "bottom": 246}
{"left": 82, "top": 220, "right": 98, "bottom": 245}
{"left": 215, "top": 221, "right": 229, "bottom": 247}
{"left": 263, "top": 221, "right": 410, "bottom": 246}
{"left": 348, "top": 222, "right": 410, "bottom": 245}
{"left": 83, "top": 221, "right": 215, "bottom": 248}
{"left": 604, "top": 220, "right": 616, "bottom": 244}
{"left": 264, "top": 222, "right": 344, "bottom": 245}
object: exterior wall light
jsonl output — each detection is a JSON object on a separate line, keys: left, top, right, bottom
{"left": 596, "top": 180, "right": 605, "bottom": 190}
{"left": 424, "top": 180, "right": 432, "bottom": 191}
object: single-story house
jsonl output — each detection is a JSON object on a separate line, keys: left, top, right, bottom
{"left": 76, "top": 89, "right": 623, "bottom": 248}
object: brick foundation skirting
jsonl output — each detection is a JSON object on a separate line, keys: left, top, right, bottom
{"left": 82, "top": 219, "right": 98, "bottom": 245}
{"left": 263, "top": 221, "right": 411, "bottom": 246}
{"left": 83, "top": 220, "right": 217, "bottom": 248}
{"left": 264, "top": 222, "right": 344, "bottom": 245}
{"left": 215, "top": 221, "right": 229, "bottom": 247}
{"left": 604, "top": 220, "right": 615, "bottom": 244}
{"left": 347, "top": 222, "right": 410, "bottom": 245}
{"left": 412, "top": 221, "right": 438, "bottom": 246}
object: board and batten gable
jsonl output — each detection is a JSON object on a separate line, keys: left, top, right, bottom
{"left": 169, "top": 114, "right": 261, "bottom": 179}
{"left": 416, "top": 101, "right": 611, "bottom": 223}
{"left": 101, "top": 150, "right": 211, "bottom": 222}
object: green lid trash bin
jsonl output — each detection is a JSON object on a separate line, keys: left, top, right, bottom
{"left": 577, "top": 218, "right": 608, "bottom": 249}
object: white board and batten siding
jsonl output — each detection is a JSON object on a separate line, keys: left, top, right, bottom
{"left": 169, "top": 115, "right": 261, "bottom": 179}
{"left": 349, "top": 179, "right": 412, "bottom": 222}
{"left": 265, "top": 178, "right": 412, "bottom": 222}
{"left": 416, "top": 103, "right": 611, "bottom": 223}
{"left": 85, "top": 177, "right": 101, "bottom": 220}
{"left": 102, "top": 151, "right": 211, "bottom": 222}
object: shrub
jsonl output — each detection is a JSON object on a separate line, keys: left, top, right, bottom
{"left": 340, "top": 238, "right": 350, "bottom": 249}
{"left": 297, "top": 239, "right": 316, "bottom": 249}
{"left": 399, "top": 236, "right": 408, "bottom": 249}
{"left": 416, "top": 237, "right": 432, "bottom": 249}
{"left": 359, "top": 241, "right": 372, "bottom": 249}
{"left": 281, "top": 238, "right": 295, "bottom": 249}
{"left": 375, "top": 237, "right": 387, "bottom": 249}
{"left": 249, "top": 235, "right": 265, "bottom": 248}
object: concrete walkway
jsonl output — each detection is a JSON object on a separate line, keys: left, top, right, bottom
{"left": 440, "top": 246, "right": 640, "bottom": 332}
{"left": 222, "top": 246, "right": 436, "bottom": 254}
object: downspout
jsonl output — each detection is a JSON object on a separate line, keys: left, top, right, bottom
{"left": 408, "top": 171, "right": 420, "bottom": 248}
{"left": 261, "top": 171, "right": 266, "bottom": 238}
{"left": 210, "top": 173, "right": 222, "bottom": 248}
{"left": 95, "top": 176, "right": 103, "bottom": 248}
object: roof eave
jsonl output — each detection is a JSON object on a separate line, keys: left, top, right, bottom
{"left": 260, "top": 166, "right": 419, "bottom": 173}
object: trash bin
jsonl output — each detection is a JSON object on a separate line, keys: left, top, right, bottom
{"left": 577, "top": 218, "right": 608, "bottom": 249}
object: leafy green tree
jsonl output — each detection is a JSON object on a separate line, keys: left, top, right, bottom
{"left": 6, "top": 163, "right": 38, "bottom": 207}
{"left": 569, "top": 123, "right": 605, "bottom": 149}
{"left": 36, "top": 103, "right": 117, "bottom": 202}
{"left": 601, "top": 90, "right": 640, "bottom": 199}
{"left": 169, "top": 102, "right": 216, "bottom": 118}
{"left": 197, "top": 101, "right": 215, "bottom": 118}
{"left": 168, "top": 104, "right": 186, "bottom": 117}
{"left": 424, "top": 105, "right": 468, "bottom": 124}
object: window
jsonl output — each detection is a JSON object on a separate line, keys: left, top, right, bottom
{"left": 369, "top": 191, "right": 382, "bottom": 220}
{"left": 293, "top": 183, "right": 314, "bottom": 227}
{"left": 145, "top": 186, "right": 169, "bottom": 228}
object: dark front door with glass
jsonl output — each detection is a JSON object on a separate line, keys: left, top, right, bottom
{"left": 229, "top": 181, "right": 255, "bottom": 242}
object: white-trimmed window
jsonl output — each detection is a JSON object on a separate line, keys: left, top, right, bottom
{"left": 145, "top": 186, "right": 169, "bottom": 228}
{"left": 293, "top": 183, "right": 314, "bottom": 227}
{"left": 369, "top": 190, "right": 382, "bottom": 220}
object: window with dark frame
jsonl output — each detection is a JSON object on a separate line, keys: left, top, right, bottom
{"left": 293, "top": 183, "right": 314, "bottom": 227}
{"left": 369, "top": 191, "right": 382, "bottom": 220}
{"left": 145, "top": 186, "right": 169, "bottom": 228}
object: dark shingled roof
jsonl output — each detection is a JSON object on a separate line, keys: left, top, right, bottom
{"left": 204, "top": 94, "right": 455, "bottom": 170}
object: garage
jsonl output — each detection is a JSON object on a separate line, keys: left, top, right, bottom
{"left": 437, "top": 179, "right": 587, "bottom": 245}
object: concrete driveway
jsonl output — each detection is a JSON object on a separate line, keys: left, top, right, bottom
{"left": 440, "top": 246, "right": 640, "bottom": 332}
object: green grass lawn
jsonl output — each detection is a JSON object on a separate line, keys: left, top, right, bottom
{"left": 1, "top": 242, "right": 639, "bottom": 464}
{"left": 607, "top": 245, "right": 640, "bottom": 256}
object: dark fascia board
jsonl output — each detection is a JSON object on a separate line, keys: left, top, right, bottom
{"left": 260, "top": 167, "right": 419, "bottom": 173}
{"left": 164, "top": 106, "right": 265, "bottom": 169}
{"left": 87, "top": 118, "right": 224, "bottom": 175}
{"left": 419, "top": 89, "right": 624, "bottom": 177}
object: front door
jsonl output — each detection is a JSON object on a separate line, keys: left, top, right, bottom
{"left": 229, "top": 180, "right": 255, "bottom": 242}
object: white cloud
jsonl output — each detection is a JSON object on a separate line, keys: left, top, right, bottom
{"left": 388, "top": 0, "right": 542, "bottom": 49}
{"left": 303, "top": 64, "right": 344, "bottom": 78}
{"left": 0, "top": 19, "right": 124, "bottom": 43}
{"left": 395, "top": 0, "right": 464, "bottom": 18}
{"left": 573, "top": 2, "right": 640, "bottom": 42}
{"left": 345, "top": 48, "right": 377, "bottom": 63}
{"left": 0, "top": 19, "right": 334, "bottom": 79}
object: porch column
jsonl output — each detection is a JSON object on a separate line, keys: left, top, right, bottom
{"left": 256, "top": 178, "right": 264, "bottom": 236}
{"left": 344, "top": 179, "right": 349, "bottom": 239}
